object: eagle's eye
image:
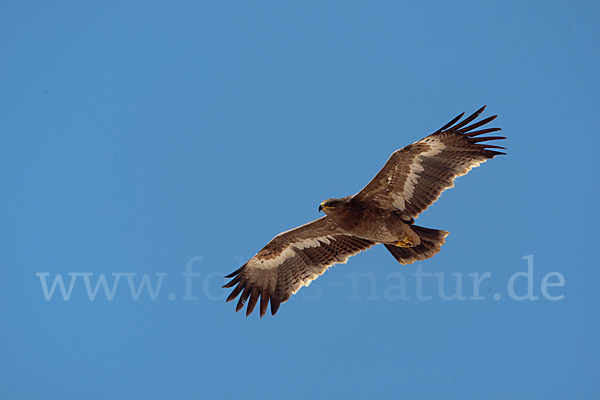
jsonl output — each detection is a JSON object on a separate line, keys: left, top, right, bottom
{"left": 327, "top": 202, "right": 336, "bottom": 208}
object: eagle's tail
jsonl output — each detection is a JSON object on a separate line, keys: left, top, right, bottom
{"left": 385, "top": 225, "right": 449, "bottom": 265}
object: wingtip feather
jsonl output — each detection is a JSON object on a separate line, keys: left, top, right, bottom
{"left": 235, "top": 286, "right": 251, "bottom": 312}
{"left": 459, "top": 115, "right": 498, "bottom": 133}
{"left": 270, "top": 298, "right": 281, "bottom": 315}
{"left": 245, "top": 291, "right": 260, "bottom": 316}
{"left": 224, "top": 265, "right": 244, "bottom": 278}
{"left": 435, "top": 112, "right": 465, "bottom": 134}
{"left": 226, "top": 282, "right": 245, "bottom": 303}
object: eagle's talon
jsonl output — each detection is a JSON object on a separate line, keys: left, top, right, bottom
{"left": 395, "top": 238, "right": 415, "bottom": 248}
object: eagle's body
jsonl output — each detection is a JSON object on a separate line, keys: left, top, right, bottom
{"left": 224, "top": 106, "right": 505, "bottom": 317}
{"left": 320, "top": 197, "right": 421, "bottom": 245}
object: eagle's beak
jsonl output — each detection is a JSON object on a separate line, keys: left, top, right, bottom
{"left": 319, "top": 202, "right": 333, "bottom": 212}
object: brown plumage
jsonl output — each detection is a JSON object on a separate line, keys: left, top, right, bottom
{"left": 224, "top": 106, "right": 505, "bottom": 317}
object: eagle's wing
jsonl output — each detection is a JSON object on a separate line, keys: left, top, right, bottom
{"left": 223, "top": 216, "right": 373, "bottom": 317}
{"left": 354, "top": 106, "right": 505, "bottom": 219}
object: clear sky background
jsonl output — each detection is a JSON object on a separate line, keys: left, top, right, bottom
{"left": 1, "top": 1, "right": 599, "bottom": 399}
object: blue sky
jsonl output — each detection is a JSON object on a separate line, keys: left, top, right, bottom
{"left": 1, "top": 1, "right": 599, "bottom": 399}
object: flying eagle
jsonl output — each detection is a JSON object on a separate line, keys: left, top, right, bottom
{"left": 223, "top": 106, "right": 505, "bottom": 317}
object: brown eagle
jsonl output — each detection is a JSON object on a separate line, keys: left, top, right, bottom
{"left": 223, "top": 106, "right": 504, "bottom": 317}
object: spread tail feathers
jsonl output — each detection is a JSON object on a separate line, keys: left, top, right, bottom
{"left": 385, "top": 225, "right": 449, "bottom": 265}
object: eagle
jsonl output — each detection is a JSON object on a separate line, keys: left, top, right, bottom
{"left": 223, "top": 106, "right": 505, "bottom": 317}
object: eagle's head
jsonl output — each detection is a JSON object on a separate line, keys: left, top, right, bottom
{"left": 318, "top": 197, "right": 351, "bottom": 216}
